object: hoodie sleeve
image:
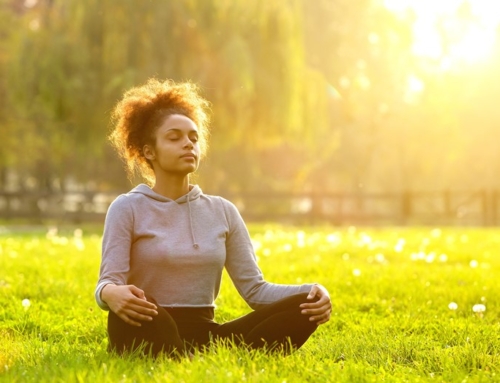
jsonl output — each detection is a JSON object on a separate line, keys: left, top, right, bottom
{"left": 94, "top": 195, "right": 134, "bottom": 310}
{"left": 221, "top": 198, "right": 314, "bottom": 310}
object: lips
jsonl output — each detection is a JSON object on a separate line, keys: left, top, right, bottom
{"left": 180, "top": 153, "right": 197, "bottom": 159}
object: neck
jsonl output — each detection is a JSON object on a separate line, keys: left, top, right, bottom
{"left": 152, "top": 174, "right": 191, "bottom": 200}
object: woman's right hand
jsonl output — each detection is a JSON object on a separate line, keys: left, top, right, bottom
{"left": 101, "top": 284, "right": 158, "bottom": 327}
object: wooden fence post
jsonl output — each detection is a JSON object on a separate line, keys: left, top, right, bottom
{"left": 401, "top": 190, "right": 411, "bottom": 224}
{"left": 443, "top": 189, "right": 452, "bottom": 222}
{"left": 480, "top": 189, "right": 488, "bottom": 226}
{"left": 493, "top": 189, "right": 498, "bottom": 226}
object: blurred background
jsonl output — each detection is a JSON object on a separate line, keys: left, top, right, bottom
{"left": 0, "top": 0, "right": 499, "bottom": 225}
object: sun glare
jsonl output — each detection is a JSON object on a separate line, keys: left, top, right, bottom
{"left": 383, "top": 0, "right": 500, "bottom": 67}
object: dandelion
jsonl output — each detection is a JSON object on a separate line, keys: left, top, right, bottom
{"left": 469, "top": 260, "right": 478, "bottom": 268}
{"left": 425, "top": 252, "right": 435, "bottom": 263}
{"left": 46, "top": 226, "right": 58, "bottom": 239}
{"left": 360, "top": 233, "right": 372, "bottom": 245}
{"left": 448, "top": 302, "right": 458, "bottom": 310}
{"left": 283, "top": 243, "right": 293, "bottom": 252}
{"left": 22, "top": 299, "right": 30, "bottom": 309}
{"left": 54, "top": 236, "right": 69, "bottom": 246}
{"left": 472, "top": 304, "right": 486, "bottom": 318}
{"left": 326, "top": 233, "right": 341, "bottom": 244}
{"left": 431, "top": 228, "right": 441, "bottom": 238}
{"left": 410, "top": 251, "right": 425, "bottom": 261}
{"left": 296, "top": 231, "right": 306, "bottom": 248}
{"left": 473, "top": 304, "right": 486, "bottom": 312}
{"left": 352, "top": 269, "right": 361, "bottom": 277}
{"left": 438, "top": 254, "right": 448, "bottom": 263}
{"left": 73, "top": 237, "right": 85, "bottom": 251}
{"left": 394, "top": 239, "right": 405, "bottom": 253}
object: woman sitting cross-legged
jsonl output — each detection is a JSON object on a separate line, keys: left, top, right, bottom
{"left": 94, "top": 78, "right": 332, "bottom": 358}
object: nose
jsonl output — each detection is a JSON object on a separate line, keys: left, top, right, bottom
{"left": 183, "top": 138, "right": 193, "bottom": 149}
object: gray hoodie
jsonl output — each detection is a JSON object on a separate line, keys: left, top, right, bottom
{"left": 95, "top": 184, "right": 313, "bottom": 310}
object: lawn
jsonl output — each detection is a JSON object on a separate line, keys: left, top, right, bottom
{"left": 1, "top": 224, "right": 499, "bottom": 382}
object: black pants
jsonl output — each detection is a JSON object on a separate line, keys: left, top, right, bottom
{"left": 108, "top": 293, "right": 319, "bottom": 358}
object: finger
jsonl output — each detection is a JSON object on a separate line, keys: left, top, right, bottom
{"left": 300, "top": 297, "right": 330, "bottom": 309}
{"left": 315, "top": 316, "right": 331, "bottom": 325}
{"left": 127, "top": 311, "right": 156, "bottom": 322}
{"left": 301, "top": 298, "right": 332, "bottom": 313}
{"left": 307, "top": 285, "right": 319, "bottom": 300}
{"left": 308, "top": 311, "right": 331, "bottom": 323}
{"left": 128, "top": 303, "right": 158, "bottom": 316}
{"left": 127, "top": 296, "right": 158, "bottom": 310}
{"left": 121, "top": 305, "right": 158, "bottom": 322}
{"left": 301, "top": 301, "right": 327, "bottom": 310}
{"left": 118, "top": 313, "right": 142, "bottom": 327}
{"left": 129, "top": 285, "right": 147, "bottom": 300}
{"left": 301, "top": 306, "right": 330, "bottom": 316}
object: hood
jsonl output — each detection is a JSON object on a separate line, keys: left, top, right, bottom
{"left": 129, "top": 183, "right": 202, "bottom": 249}
{"left": 129, "top": 184, "right": 202, "bottom": 204}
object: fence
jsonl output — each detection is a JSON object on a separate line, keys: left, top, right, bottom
{"left": 0, "top": 189, "right": 498, "bottom": 226}
{"left": 224, "top": 189, "right": 499, "bottom": 226}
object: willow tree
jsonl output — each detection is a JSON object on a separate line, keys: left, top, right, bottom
{"left": 6, "top": 0, "right": 331, "bottom": 193}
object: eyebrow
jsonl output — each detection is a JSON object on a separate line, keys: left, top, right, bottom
{"left": 165, "top": 128, "right": 198, "bottom": 134}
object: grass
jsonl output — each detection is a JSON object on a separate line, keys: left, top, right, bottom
{"left": 1, "top": 224, "right": 500, "bottom": 382}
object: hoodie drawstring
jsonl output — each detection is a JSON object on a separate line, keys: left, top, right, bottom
{"left": 187, "top": 197, "right": 199, "bottom": 249}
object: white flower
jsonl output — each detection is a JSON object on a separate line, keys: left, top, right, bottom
{"left": 352, "top": 269, "right": 361, "bottom": 277}
{"left": 448, "top": 302, "right": 458, "bottom": 310}
{"left": 472, "top": 304, "right": 486, "bottom": 313}
{"left": 22, "top": 299, "right": 31, "bottom": 309}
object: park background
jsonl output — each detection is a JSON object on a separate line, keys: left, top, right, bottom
{"left": 2, "top": 1, "right": 500, "bottom": 382}
{"left": 1, "top": 0, "right": 500, "bottom": 226}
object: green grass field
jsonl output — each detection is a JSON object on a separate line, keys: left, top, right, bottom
{"left": 1, "top": 224, "right": 499, "bottom": 382}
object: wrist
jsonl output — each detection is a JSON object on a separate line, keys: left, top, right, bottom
{"left": 101, "top": 283, "right": 116, "bottom": 302}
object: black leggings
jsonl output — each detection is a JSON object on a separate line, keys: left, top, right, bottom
{"left": 107, "top": 293, "right": 319, "bottom": 358}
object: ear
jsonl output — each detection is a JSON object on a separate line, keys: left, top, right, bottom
{"left": 143, "top": 145, "right": 156, "bottom": 161}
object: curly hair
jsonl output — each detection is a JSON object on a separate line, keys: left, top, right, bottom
{"left": 109, "top": 78, "right": 211, "bottom": 185}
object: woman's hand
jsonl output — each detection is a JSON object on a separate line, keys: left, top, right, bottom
{"left": 101, "top": 284, "right": 158, "bottom": 327}
{"left": 300, "top": 284, "right": 332, "bottom": 325}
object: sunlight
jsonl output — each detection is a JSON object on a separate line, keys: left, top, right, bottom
{"left": 384, "top": 0, "right": 500, "bottom": 67}
{"left": 404, "top": 74, "right": 425, "bottom": 103}
{"left": 449, "top": 24, "right": 496, "bottom": 63}
{"left": 407, "top": 74, "right": 425, "bottom": 93}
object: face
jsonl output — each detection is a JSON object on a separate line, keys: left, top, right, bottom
{"left": 144, "top": 114, "right": 200, "bottom": 177}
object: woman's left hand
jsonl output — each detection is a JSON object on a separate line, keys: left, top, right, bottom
{"left": 300, "top": 284, "right": 332, "bottom": 325}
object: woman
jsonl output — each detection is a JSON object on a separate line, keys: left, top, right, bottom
{"left": 95, "top": 78, "right": 331, "bottom": 358}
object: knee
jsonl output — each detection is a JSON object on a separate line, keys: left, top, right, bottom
{"left": 291, "top": 292, "right": 319, "bottom": 307}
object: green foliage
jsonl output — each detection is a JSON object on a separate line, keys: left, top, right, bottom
{"left": 1, "top": 0, "right": 500, "bottom": 194}
{"left": 1, "top": 225, "right": 500, "bottom": 382}
{"left": 3, "top": 0, "right": 332, "bottom": 192}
